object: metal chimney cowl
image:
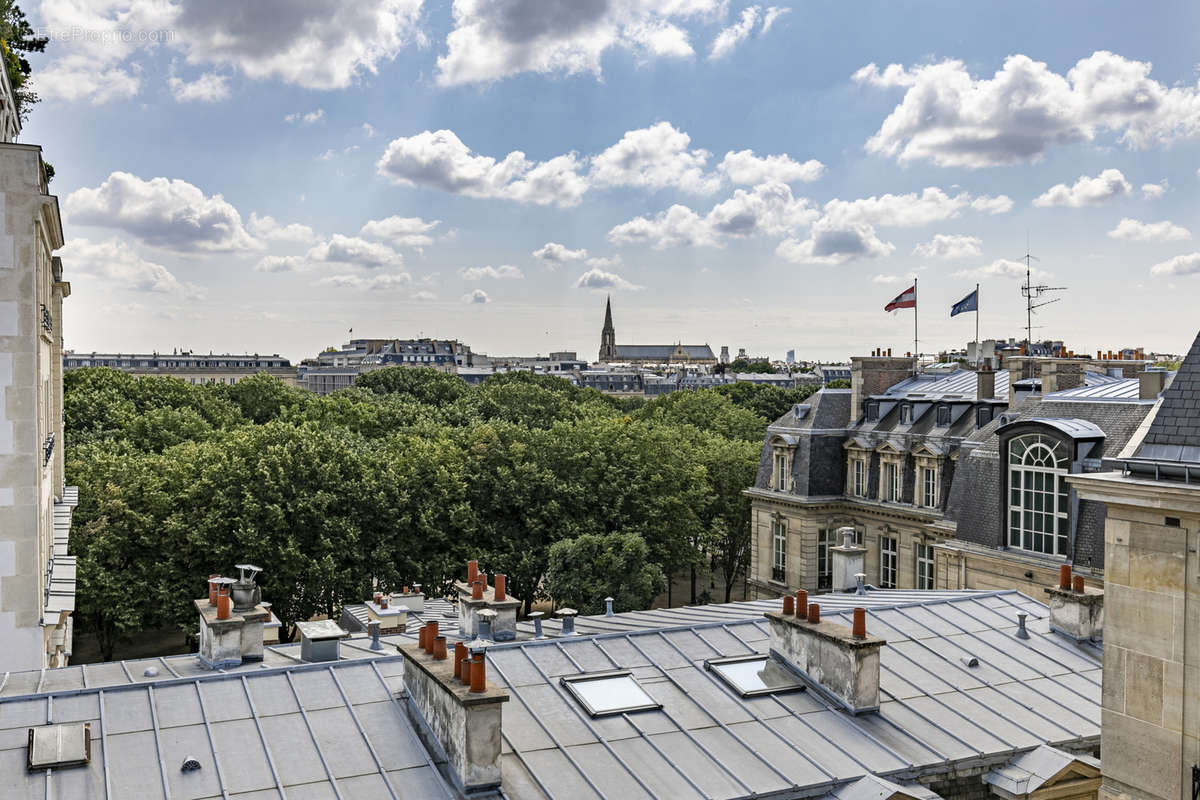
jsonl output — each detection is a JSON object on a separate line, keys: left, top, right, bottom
{"left": 231, "top": 564, "right": 263, "bottom": 612}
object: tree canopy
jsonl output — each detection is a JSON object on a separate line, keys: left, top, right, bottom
{"left": 65, "top": 366, "right": 795, "bottom": 657}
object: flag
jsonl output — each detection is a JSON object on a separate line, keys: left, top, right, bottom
{"left": 950, "top": 289, "right": 978, "bottom": 317}
{"left": 884, "top": 285, "right": 916, "bottom": 312}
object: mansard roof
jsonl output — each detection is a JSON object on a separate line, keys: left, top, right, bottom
{"left": 613, "top": 344, "right": 716, "bottom": 360}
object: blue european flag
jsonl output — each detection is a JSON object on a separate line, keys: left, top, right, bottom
{"left": 950, "top": 289, "right": 978, "bottom": 317}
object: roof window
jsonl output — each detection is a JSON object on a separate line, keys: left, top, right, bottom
{"left": 27, "top": 723, "right": 91, "bottom": 770}
{"left": 560, "top": 670, "right": 661, "bottom": 716}
{"left": 705, "top": 654, "right": 806, "bottom": 697}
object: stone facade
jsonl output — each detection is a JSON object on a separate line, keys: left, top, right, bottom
{"left": 0, "top": 140, "right": 73, "bottom": 671}
{"left": 64, "top": 351, "right": 298, "bottom": 387}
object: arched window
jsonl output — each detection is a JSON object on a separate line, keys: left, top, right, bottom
{"left": 1007, "top": 433, "right": 1070, "bottom": 556}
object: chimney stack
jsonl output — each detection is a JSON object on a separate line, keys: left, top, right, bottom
{"left": 456, "top": 560, "right": 521, "bottom": 641}
{"left": 977, "top": 365, "right": 995, "bottom": 400}
{"left": 196, "top": 571, "right": 269, "bottom": 669}
{"left": 1045, "top": 568, "right": 1103, "bottom": 642}
{"left": 830, "top": 528, "right": 867, "bottom": 592}
{"left": 401, "top": 637, "right": 509, "bottom": 794}
{"left": 1139, "top": 367, "right": 1166, "bottom": 400}
{"left": 765, "top": 605, "right": 885, "bottom": 714}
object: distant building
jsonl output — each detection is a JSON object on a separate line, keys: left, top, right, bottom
{"left": 318, "top": 337, "right": 472, "bottom": 369}
{"left": 719, "top": 345, "right": 730, "bottom": 364}
{"left": 0, "top": 70, "right": 77, "bottom": 670}
{"left": 814, "top": 363, "right": 851, "bottom": 384}
{"left": 786, "top": 349, "right": 795, "bottom": 364}
{"left": 65, "top": 350, "right": 297, "bottom": 386}
{"left": 597, "top": 297, "right": 716, "bottom": 365}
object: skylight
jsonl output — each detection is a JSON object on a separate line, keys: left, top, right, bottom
{"left": 27, "top": 723, "right": 91, "bottom": 770}
{"left": 705, "top": 655, "right": 806, "bottom": 697}
{"left": 560, "top": 670, "right": 661, "bottom": 716}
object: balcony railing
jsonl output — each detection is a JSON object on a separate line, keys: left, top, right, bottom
{"left": 43, "top": 433, "right": 54, "bottom": 467}
{"left": 771, "top": 566, "right": 786, "bottom": 583}
{"left": 40, "top": 304, "right": 53, "bottom": 335}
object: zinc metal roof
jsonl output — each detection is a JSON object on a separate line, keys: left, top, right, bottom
{"left": 492, "top": 590, "right": 1100, "bottom": 799}
{"left": 1044, "top": 378, "right": 1142, "bottom": 401}
{"left": 879, "top": 369, "right": 1010, "bottom": 402}
{"left": 2, "top": 656, "right": 458, "bottom": 799}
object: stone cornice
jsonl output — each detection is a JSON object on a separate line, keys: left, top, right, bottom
{"left": 1067, "top": 471, "right": 1200, "bottom": 514}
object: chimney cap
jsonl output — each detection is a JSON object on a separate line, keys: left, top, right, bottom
{"left": 555, "top": 608, "right": 578, "bottom": 618}
{"left": 527, "top": 611, "right": 544, "bottom": 619}
{"left": 477, "top": 608, "right": 499, "bottom": 620}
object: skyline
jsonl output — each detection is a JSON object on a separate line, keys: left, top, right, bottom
{"left": 22, "top": 0, "right": 1200, "bottom": 362}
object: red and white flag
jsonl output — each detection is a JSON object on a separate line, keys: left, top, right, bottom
{"left": 884, "top": 285, "right": 916, "bottom": 312}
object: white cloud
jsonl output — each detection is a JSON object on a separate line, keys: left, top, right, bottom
{"left": 463, "top": 289, "right": 490, "bottom": 304}
{"left": 574, "top": 268, "right": 642, "bottom": 291}
{"left": 609, "top": 181, "right": 814, "bottom": 248}
{"left": 319, "top": 145, "right": 360, "bottom": 160}
{"left": 412, "top": 290, "right": 437, "bottom": 301}
{"left": 65, "top": 172, "right": 258, "bottom": 253}
{"left": 970, "top": 195, "right": 1014, "bottom": 214}
{"left": 285, "top": 108, "right": 324, "bottom": 125}
{"left": 1141, "top": 181, "right": 1167, "bottom": 199}
{"left": 1108, "top": 218, "right": 1191, "bottom": 242}
{"left": 168, "top": 71, "right": 230, "bottom": 102}
{"left": 377, "top": 129, "right": 588, "bottom": 207}
{"left": 590, "top": 122, "right": 720, "bottom": 194}
{"left": 913, "top": 234, "right": 982, "bottom": 259}
{"left": 60, "top": 238, "right": 204, "bottom": 298}
{"left": 306, "top": 234, "right": 403, "bottom": 268}
{"left": 436, "top": 0, "right": 721, "bottom": 86}
{"left": 823, "top": 187, "right": 1011, "bottom": 227}
{"left": 359, "top": 215, "right": 441, "bottom": 247}
{"left": 533, "top": 242, "right": 589, "bottom": 264}
{"left": 856, "top": 51, "right": 1200, "bottom": 167}
{"left": 362, "top": 123, "right": 376, "bottom": 138}
{"left": 315, "top": 271, "right": 414, "bottom": 290}
{"left": 247, "top": 213, "right": 317, "bottom": 244}
{"left": 954, "top": 258, "right": 1046, "bottom": 280}
{"left": 718, "top": 149, "right": 824, "bottom": 185}
{"left": 460, "top": 265, "right": 524, "bottom": 280}
{"left": 1150, "top": 253, "right": 1200, "bottom": 276}
{"left": 1033, "top": 169, "right": 1131, "bottom": 207}
{"left": 871, "top": 274, "right": 902, "bottom": 284}
{"left": 775, "top": 218, "right": 895, "bottom": 265}
{"left": 253, "top": 255, "right": 308, "bottom": 273}
{"left": 709, "top": 5, "right": 788, "bottom": 59}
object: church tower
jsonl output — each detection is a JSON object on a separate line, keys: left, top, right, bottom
{"left": 599, "top": 295, "right": 616, "bottom": 362}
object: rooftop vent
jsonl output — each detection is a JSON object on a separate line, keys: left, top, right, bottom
{"left": 792, "top": 403, "right": 810, "bottom": 420}
{"left": 27, "top": 723, "right": 91, "bottom": 770}
{"left": 296, "top": 620, "right": 348, "bottom": 662}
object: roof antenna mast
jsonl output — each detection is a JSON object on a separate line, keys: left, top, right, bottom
{"left": 1018, "top": 237, "right": 1067, "bottom": 348}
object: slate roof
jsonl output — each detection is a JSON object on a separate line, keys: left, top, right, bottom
{"left": 765, "top": 389, "right": 852, "bottom": 434}
{"left": 1134, "top": 330, "right": 1200, "bottom": 461}
{"left": 613, "top": 344, "right": 716, "bottom": 361}
{"left": 489, "top": 590, "right": 1100, "bottom": 799}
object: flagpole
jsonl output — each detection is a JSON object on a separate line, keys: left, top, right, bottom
{"left": 913, "top": 277, "right": 919, "bottom": 366}
{"left": 974, "top": 283, "right": 979, "bottom": 364}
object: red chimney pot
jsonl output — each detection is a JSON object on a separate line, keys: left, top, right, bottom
{"left": 470, "top": 653, "right": 486, "bottom": 693}
{"left": 1072, "top": 575, "right": 1085, "bottom": 593}
{"left": 1059, "top": 564, "right": 1072, "bottom": 590}
{"left": 853, "top": 607, "right": 866, "bottom": 639}
{"left": 494, "top": 574, "right": 506, "bottom": 601}
{"left": 782, "top": 595, "right": 795, "bottom": 615}
{"left": 807, "top": 603, "right": 820, "bottom": 623}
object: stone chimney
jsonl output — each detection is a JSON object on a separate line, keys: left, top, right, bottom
{"left": 455, "top": 562, "right": 521, "bottom": 641}
{"left": 1044, "top": 565, "right": 1103, "bottom": 642}
{"left": 401, "top": 641, "right": 509, "bottom": 794}
{"left": 764, "top": 601, "right": 885, "bottom": 714}
{"left": 1138, "top": 367, "right": 1167, "bottom": 400}
{"left": 1041, "top": 359, "right": 1084, "bottom": 394}
{"left": 850, "top": 355, "right": 916, "bottom": 421}
{"left": 196, "top": 571, "right": 270, "bottom": 669}
{"left": 976, "top": 366, "right": 995, "bottom": 401}
{"left": 830, "top": 528, "right": 866, "bottom": 592}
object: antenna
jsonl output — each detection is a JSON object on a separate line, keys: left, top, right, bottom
{"left": 1017, "top": 246, "right": 1066, "bottom": 347}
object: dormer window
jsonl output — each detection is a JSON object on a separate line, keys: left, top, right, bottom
{"left": 1007, "top": 433, "right": 1070, "bottom": 556}
{"left": 900, "top": 405, "right": 912, "bottom": 424}
{"left": 977, "top": 407, "right": 994, "bottom": 428}
{"left": 936, "top": 406, "right": 951, "bottom": 427}
{"left": 866, "top": 402, "right": 880, "bottom": 421}
{"left": 772, "top": 449, "right": 791, "bottom": 491}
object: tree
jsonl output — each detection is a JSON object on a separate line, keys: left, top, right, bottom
{"left": 727, "top": 358, "right": 777, "bottom": 374}
{"left": 220, "top": 373, "right": 308, "bottom": 424}
{"left": 634, "top": 389, "right": 766, "bottom": 442}
{"left": 714, "top": 382, "right": 820, "bottom": 422}
{"left": 0, "top": 2, "right": 46, "bottom": 121}
{"left": 355, "top": 366, "right": 470, "bottom": 406}
{"left": 544, "top": 532, "right": 665, "bottom": 616}
{"left": 691, "top": 432, "right": 760, "bottom": 602}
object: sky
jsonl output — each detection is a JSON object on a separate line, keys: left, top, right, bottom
{"left": 21, "top": 0, "right": 1200, "bottom": 363}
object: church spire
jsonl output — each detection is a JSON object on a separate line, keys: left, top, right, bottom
{"left": 599, "top": 295, "right": 616, "bottom": 362}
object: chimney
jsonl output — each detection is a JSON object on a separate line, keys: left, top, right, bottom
{"left": 765, "top": 603, "right": 885, "bottom": 714}
{"left": 456, "top": 561, "right": 521, "bottom": 641}
{"left": 850, "top": 355, "right": 917, "bottom": 421}
{"left": 976, "top": 366, "right": 995, "bottom": 400}
{"left": 196, "top": 571, "right": 270, "bottom": 669}
{"left": 296, "top": 620, "right": 348, "bottom": 662}
{"left": 1139, "top": 367, "right": 1166, "bottom": 400}
{"left": 1044, "top": 565, "right": 1103, "bottom": 642}
{"left": 1041, "top": 359, "right": 1083, "bottom": 394}
{"left": 556, "top": 607, "right": 578, "bottom": 636}
{"left": 401, "top": 638, "right": 509, "bottom": 794}
{"left": 365, "top": 590, "right": 409, "bottom": 635}
{"left": 830, "top": 528, "right": 867, "bottom": 592}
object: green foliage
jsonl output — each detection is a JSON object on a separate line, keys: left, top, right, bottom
{"left": 826, "top": 378, "right": 851, "bottom": 389}
{"left": 0, "top": 2, "right": 47, "bottom": 122}
{"left": 1153, "top": 360, "right": 1181, "bottom": 371}
{"left": 726, "top": 358, "right": 777, "bottom": 374}
{"left": 544, "top": 532, "right": 665, "bottom": 616}
{"left": 713, "top": 381, "right": 819, "bottom": 422}
{"left": 65, "top": 365, "right": 764, "bottom": 656}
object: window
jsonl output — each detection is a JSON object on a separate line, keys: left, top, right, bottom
{"left": 561, "top": 671, "right": 661, "bottom": 716}
{"left": 879, "top": 535, "right": 897, "bottom": 588}
{"left": 977, "top": 407, "right": 993, "bottom": 427}
{"left": 867, "top": 402, "right": 879, "bottom": 421}
{"left": 916, "top": 542, "right": 934, "bottom": 589}
{"left": 921, "top": 466, "right": 938, "bottom": 508}
{"left": 705, "top": 655, "right": 805, "bottom": 697}
{"left": 1007, "top": 433, "right": 1070, "bottom": 556}
{"left": 818, "top": 527, "right": 862, "bottom": 590}
{"left": 771, "top": 520, "right": 786, "bottom": 582}
{"left": 883, "top": 462, "right": 901, "bottom": 502}
{"left": 936, "top": 406, "right": 951, "bottom": 427}
{"left": 900, "top": 405, "right": 912, "bottom": 424}
{"left": 773, "top": 449, "right": 790, "bottom": 491}
{"left": 851, "top": 458, "right": 866, "bottom": 497}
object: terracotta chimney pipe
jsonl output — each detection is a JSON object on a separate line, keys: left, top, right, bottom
{"left": 433, "top": 636, "right": 448, "bottom": 661}
{"left": 1072, "top": 575, "right": 1085, "bottom": 593}
{"left": 795, "top": 590, "right": 807, "bottom": 615}
{"left": 807, "top": 603, "right": 820, "bottom": 623}
{"left": 467, "top": 560, "right": 478, "bottom": 582}
{"left": 852, "top": 607, "right": 866, "bottom": 639}
{"left": 494, "top": 574, "right": 506, "bottom": 601}
{"left": 418, "top": 623, "right": 428, "bottom": 651}
{"left": 782, "top": 595, "right": 795, "bottom": 615}
{"left": 472, "top": 579, "right": 483, "bottom": 600}
{"left": 216, "top": 589, "right": 231, "bottom": 621}
{"left": 460, "top": 655, "right": 472, "bottom": 686}
{"left": 1059, "top": 564, "right": 1072, "bottom": 590}
{"left": 454, "top": 642, "right": 467, "bottom": 678}
{"left": 208, "top": 575, "right": 219, "bottom": 606}
{"left": 425, "top": 620, "right": 438, "bottom": 654}
{"left": 470, "top": 653, "right": 486, "bottom": 693}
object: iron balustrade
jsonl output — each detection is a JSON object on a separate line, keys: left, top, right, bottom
{"left": 39, "top": 303, "right": 52, "bottom": 334}
{"left": 43, "top": 432, "right": 54, "bottom": 466}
